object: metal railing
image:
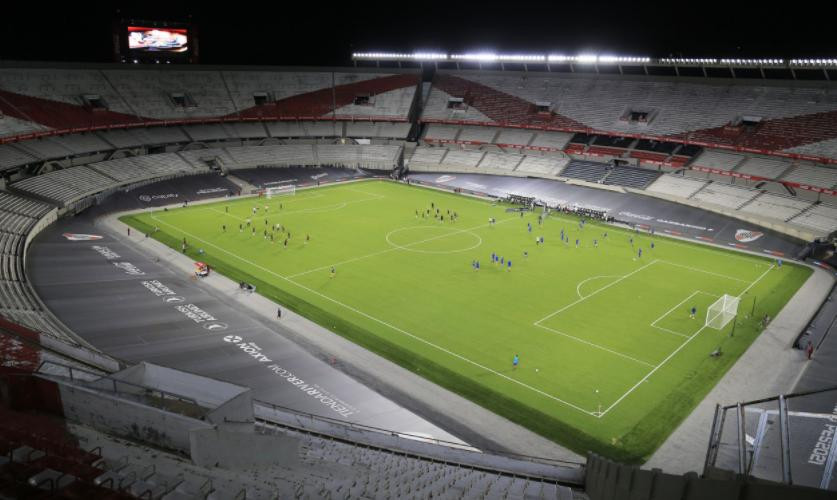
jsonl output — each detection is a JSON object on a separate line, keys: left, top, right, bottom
{"left": 704, "top": 385, "right": 837, "bottom": 490}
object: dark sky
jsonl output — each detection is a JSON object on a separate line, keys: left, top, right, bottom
{"left": 1, "top": 1, "right": 830, "bottom": 66}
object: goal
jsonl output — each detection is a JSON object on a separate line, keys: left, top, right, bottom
{"left": 706, "top": 294, "right": 740, "bottom": 330}
{"left": 265, "top": 185, "right": 296, "bottom": 198}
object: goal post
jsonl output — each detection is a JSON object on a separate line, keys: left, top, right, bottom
{"left": 265, "top": 184, "right": 296, "bottom": 198}
{"left": 706, "top": 294, "right": 740, "bottom": 330}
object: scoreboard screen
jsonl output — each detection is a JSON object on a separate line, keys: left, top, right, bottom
{"left": 127, "top": 26, "right": 189, "bottom": 53}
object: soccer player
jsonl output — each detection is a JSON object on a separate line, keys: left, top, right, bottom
{"left": 225, "top": 206, "right": 229, "bottom": 213}
{"left": 539, "top": 236, "right": 544, "bottom": 244}
{"left": 491, "top": 252, "right": 496, "bottom": 263}
{"left": 523, "top": 250, "right": 528, "bottom": 258}
{"left": 513, "top": 354, "right": 519, "bottom": 370}
{"left": 500, "top": 256, "right": 504, "bottom": 265}
{"left": 239, "top": 223, "right": 243, "bottom": 232}
{"left": 222, "top": 224, "right": 226, "bottom": 232}
{"left": 284, "top": 239, "right": 288, "bottom": 248}
{"left": 594, "top": 239, "right": 598, "bottom": 248}
{"left": 507, "top": 260, "right": 512, "bottom": 271}
{"left": 638, "top": 248, "right": 643, "bottom": 258}
{"left": 330, "top": 266, "right": 336, "bottom": 278}
{"left": 603, "top": 231, "right": 608, "bottom": 239}
{"left": 690, "top": 306, "right": 697, "bottom": 319}
{"left": 629, "top": 237, "right": 634, "bottom": 247}
{"left": 575, "top": 238, "right": 580, "bottom": 248}
{"left": 528, "top": 223, "right": 532, "bottom": 233}
{"left": 650, "top": 242, "right": 655, "bottom": 250}
{"left": 475, "top": 260, "right": 480, "bottom": 270}
{"left": 777, "top": 258, "right": 783, "bottom": 268}
{"left": 305, "top": 234, "right": 310, "bottom": 244}
{"left": 251, "top": 228, "right": 256, "bottom": 236}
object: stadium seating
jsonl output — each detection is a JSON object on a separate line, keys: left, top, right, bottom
{"left": 457, "top": 125, "right": 499, "bottom": 143}
{"left": 781, "top": 163, "right": 837, "bottom": 188}
{"left": 560, "top": 160, "right": 610, "bottom": 183}
{"left": 734, "top": 156, "right": 793, "bottom": 179}
{"left": 690, "top": 182, "right": 760, "bottom": 209}
{"left": 425, "top": 123, "right": 460, "bottom": 141}
{"left": 515, "top": 155, "right": 568, "bottom": 176}
{"left": 787, "top": 203, "right": 837, "bottom": 235}
{"left": 11, "top": 166, "right": 117, "bottom": 205}
{"left": 739, "top": 192, "right": 812, "bottom": 221}
{"left": 646, "top": 175, "right": 710, "bottom": 199}
{"left": 495, "top": 128, "right": 534, "bottom": 147}
{"left": 478, "top": 151, "right": 524, "bottom": 171}
{"left": 603, "top": 165, "right": 662, "bottom": 189}
{"left": 691, "top": 150, "right": 746, "bottom": 170}
{"left": 0, "top": 145, "right": 37, "bottom": 170}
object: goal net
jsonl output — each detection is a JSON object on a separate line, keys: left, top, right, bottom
{"left": 265, "top": 185, "right": 296, "bottom": 198}
{"left": 706, "top": 294, "right": 740, "bottom": 330}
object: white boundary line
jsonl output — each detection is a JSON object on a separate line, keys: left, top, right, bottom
{"left": 534, "top": 259, "right": 660, "bottom": 326}
{"left": 657, "top": 260, "right": 752, "bottom": 284}
{"left": 598, "top": 264, "right": 775, "bottom": 418}
{"left": 649, "top": 290, "right": 719, "bottom": 339}
{"left": 147, "top": 211, "right": 600, "bottom": 417}
{"left": 535, "top": 324, "right": 656, "bottom": 368}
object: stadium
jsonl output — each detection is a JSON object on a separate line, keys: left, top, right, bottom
{"left": 0, "top": 5, "right": 836, "bottom": 499}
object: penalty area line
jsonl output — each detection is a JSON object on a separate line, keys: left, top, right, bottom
{"left": 598, "top": 264, "right": 775, "bottom": 418}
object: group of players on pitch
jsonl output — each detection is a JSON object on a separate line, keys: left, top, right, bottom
{"left": 219, "top": 204, "right": 310, "bottom": 250}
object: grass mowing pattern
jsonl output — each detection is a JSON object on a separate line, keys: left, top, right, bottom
{"left": 121, "top": 180, "right": 810, "bottom": 462}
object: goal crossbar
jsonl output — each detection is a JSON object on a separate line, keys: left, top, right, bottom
{"left": 706, "top": 294, "right": 740, "bottom": 330}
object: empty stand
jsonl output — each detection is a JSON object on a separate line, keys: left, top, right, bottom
{"left": 690, "top": 182, "right": 760, "bottom": 209}
{"left": 560, "top": 160, "right": 610, "bottom": 183}
{"left": 603, "top": 166, "right": 662, "bottom": 189}
{"left": 646, "top": 175, "right": 710, "bottom": 198}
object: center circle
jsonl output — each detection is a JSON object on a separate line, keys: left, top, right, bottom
{"left": 385, "top": 226, "right": 483, "bottom": 254}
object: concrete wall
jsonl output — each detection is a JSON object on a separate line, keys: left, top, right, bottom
{"left": 56, "top": 381, "right": 212, "bottom": 452}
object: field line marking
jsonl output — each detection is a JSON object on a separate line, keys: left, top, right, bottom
{"left": 575, "top": 275, "right": 624, "bottom": 299}
{"left": 599, "top": 265, "right": 775, "bottom": 418}
{"left": 650, "top": 326, "right": 690, "bottom": 339}
{"left": 147, "top": 212, "right": 599, "bottom": 417}
{"left": 534, "top": 324, "right": 656, "bottom": 368}
{"left": 650, "top": 290, "right": 702, "bottom": 329}
{"left": 656, "top": 260, "right": 751, "bottom": 283}
{"left": 534, "top": 259, "right": 659, "bottom": 326}
{"left": 288, "top": 217, "right": 518, "bottom": 279}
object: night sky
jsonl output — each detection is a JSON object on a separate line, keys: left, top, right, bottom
{"left": 1, "top": 1, "right": 830, "bottom": 66}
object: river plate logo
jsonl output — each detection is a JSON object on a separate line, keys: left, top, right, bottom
{"left": 223, "top": 335, "right": 242, "bottom": 343}
{"left": 203, "top": 322, "right": 228, "bottom": 331}
{"left": 735, "top": 229, "right": 764, "bottom": 243}
{"left": 62, "top": 233, "right": 103, "bottom": 241}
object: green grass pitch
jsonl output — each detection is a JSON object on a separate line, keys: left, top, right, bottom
{"left": 121, "top": 179, "right": 811, "bottom": 463}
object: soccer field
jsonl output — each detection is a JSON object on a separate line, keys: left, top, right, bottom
{"left": 121, "top": 179, "right": 811, "bottom": 462}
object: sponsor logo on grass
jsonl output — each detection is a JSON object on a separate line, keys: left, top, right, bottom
{"left": 311, "top": 173, "right": 328, "bottom": 180}
{"left": 223, "top": 335, "right": 242, "bottom": 343}
{"left": 113, "top": 262, "right": 145, "bottom": 276}
{"left": 91, "top": 245, "right": 120, "bottom": 260}
{"left": 63, "top": 233, "right": 103, "bottom": 241}
{"left": 139, "top": 193, "right": 178, "bottom": 202}
{"left": 203, "top": 322, "right": 228, "bottom": 331}
{"left": 735, "top": 229, "right": 764, "bottom": 243}
{"left": 175, "top": 303, "right": 218, "bottom": 324}
{"left": 196, "top": 187, "right": 228, "bottom": 195}
{"left": 435, "top": 175, "right": 456, "bottom": 183}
